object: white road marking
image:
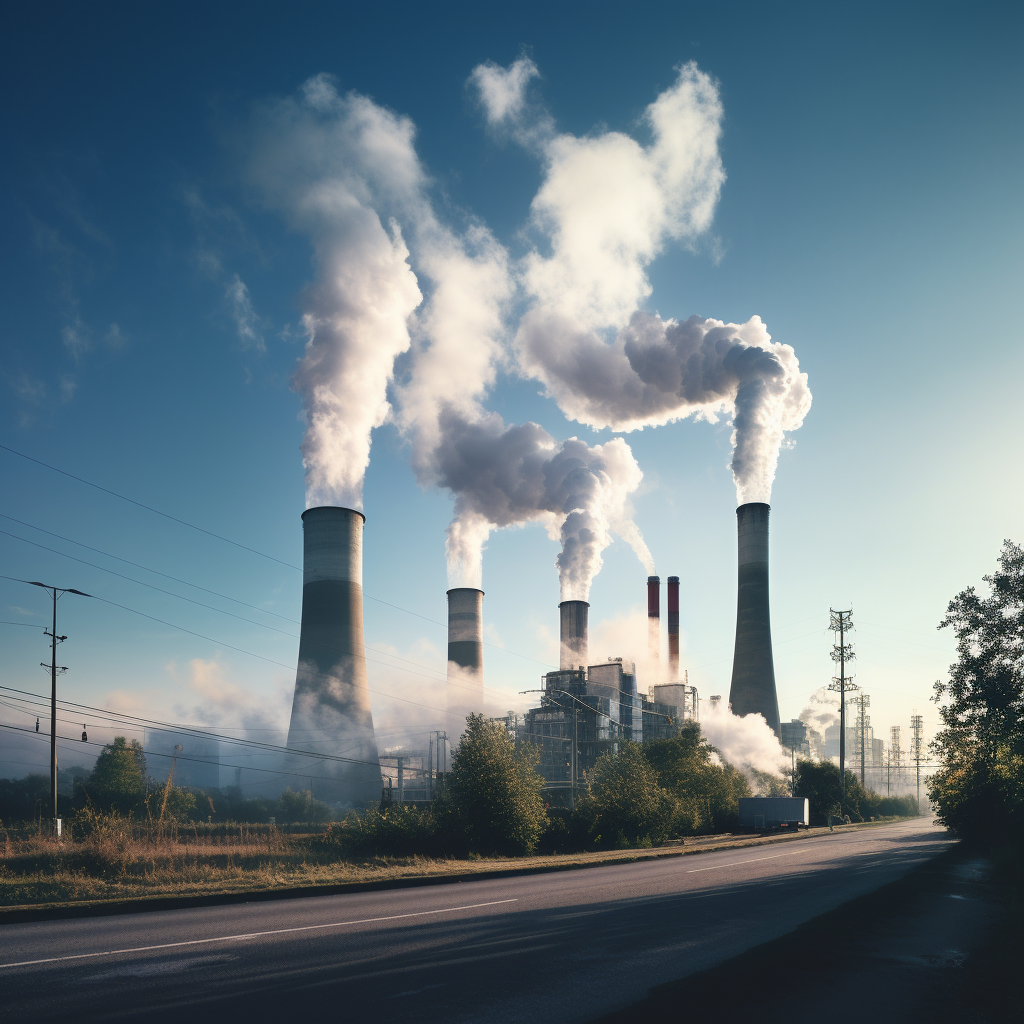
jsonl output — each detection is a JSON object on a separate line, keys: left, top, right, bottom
{"left": 0, "top": 899, "right": 519, "bottom": 970}
{"left": 686, "top": 849, "right": 810, "bottom": 873}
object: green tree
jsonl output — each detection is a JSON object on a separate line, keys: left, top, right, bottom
{"left": 80, "top": 736, "right": 148, "bottom": 815}
{"left": 645, "top": 724, "right": 751, "bottom": 833}
{"left": 579, "top": 741, "right": 679, "bottom": 848}
{"left": 445, "top": 713, "right": 547, "bottom": 855}
{"left": 930, "top": 540, "right": 1024, "bottom": 843}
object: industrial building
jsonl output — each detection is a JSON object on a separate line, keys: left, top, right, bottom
{"left": 521, "top": 584, "right": 698, "bottom": 803}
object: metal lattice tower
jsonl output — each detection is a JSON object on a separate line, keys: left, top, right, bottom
{"left": 887, "top": 725, "right": 903, "bottom": 796}
{"left": 851, "top": 694, "right": 871, "bottom": 788}
{"left": 828, "top": 608, "right": 858, "bottom": 810}
{"left": 910, "top": 714, "right": 924, "bottom": 810}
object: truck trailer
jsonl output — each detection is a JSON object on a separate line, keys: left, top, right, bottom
{"left": 737, "top": 797, "right": 809, "bottom": 831}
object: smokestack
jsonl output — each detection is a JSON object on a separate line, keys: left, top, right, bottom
{"left": 667, "top": 575, "right": 680, "bottom": 682}
{"left": 647, "top": 575, "right": 661, "bottom": 667}
{"left": 286, "top": 506, "right": 381, "bottom": 807}
{"left": 447, "top": 588, "right": 484, "bottom": 715}
{"left": 728, "top": 502, "right": 781, "bottom": 736}
{"left": 559, "top": 600, "right": 589, "bottom": 669}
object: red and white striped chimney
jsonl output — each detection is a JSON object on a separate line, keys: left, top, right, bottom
{"left": 647, "top": 575, "right": 660, "bottom": 668}
{"left": 667, "top": 575, "right": 680, "bottom": 682}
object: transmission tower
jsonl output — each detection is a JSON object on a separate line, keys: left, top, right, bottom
{"left": 887, "top": 725, "right": 903, "bottom": 797}
{"left": 851, "top": 693, "right": 871, "bottom": 789}
{"left": 828, "top": 608, "right": 858, "bottom": 812}
{"left": 910, "top": 714, "right": 924, "bottom": 811}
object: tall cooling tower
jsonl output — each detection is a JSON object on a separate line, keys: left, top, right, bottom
{"left": 447, "top": 588, "right": 484, "bottom": 717}
{"left": 647, "top": 576, "right": 661, "bottom": 666}
{"left": 286, "top": 506, "right": 381, "bottom": 807}
{"left": 728, "top": 502, "right": 781, "bottom": 736}
{"left": 559, "top": 600, "right": 589, "bottom": 669}
{"left": 667, "top": 575, "right": 680, "bottom": 682}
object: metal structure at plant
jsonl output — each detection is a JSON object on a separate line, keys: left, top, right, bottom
{"left": 447, "top": 587, "right": 484, "bottom": 716}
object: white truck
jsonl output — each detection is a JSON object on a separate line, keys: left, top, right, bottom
{"left": 737, "top": 796, "right": 810, "bottom": 832}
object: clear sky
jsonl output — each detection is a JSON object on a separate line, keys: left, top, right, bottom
{"left": 2, "top": 1, "right": 1022, "bottom": 780}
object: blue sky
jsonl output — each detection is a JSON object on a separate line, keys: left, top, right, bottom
{"left": 2, "top": 1, "right": 1022, "bottom": 779}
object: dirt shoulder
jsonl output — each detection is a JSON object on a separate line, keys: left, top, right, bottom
{"left": 0, "top": 819, "right": 904, "bottom": 924}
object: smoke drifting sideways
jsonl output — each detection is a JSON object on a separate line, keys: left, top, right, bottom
{"left": 470, "top": 59, "right": 811, "bottom": 505}
{"left": 433, "top": 409, "right": 653, "bottom": 600}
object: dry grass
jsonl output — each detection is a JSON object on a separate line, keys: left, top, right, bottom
{"left": 0, "top": 818, "right": 890, "bottom": 911}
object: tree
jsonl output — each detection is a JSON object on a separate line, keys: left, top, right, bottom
{"left": 646, "top": 724, "right": 751, "bottom": 833}
{"left": 930, "top": 540, "right": 1024, "bottom": 842}
{"left": 79, "top": 736, "right": 148, "bottom": 815}
{"left": 445, "top": 714, "right": 547, "bottom": 855}
{"left": 579, "top": 741, "right": 679, "bottom": 848}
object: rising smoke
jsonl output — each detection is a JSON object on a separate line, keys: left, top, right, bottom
{"left": 698, "top": 698, "right": 789, "bottom": 778}
{"left": 433, "top": 409, "right": 653, "bottom": 598}
{"left": 470, "top": 59, "right": 811, "bottom": 505}
{"left": 245, "top": 75, "right": 652, "bottom": 595}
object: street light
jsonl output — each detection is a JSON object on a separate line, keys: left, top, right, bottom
{"left": 25, "top": 581, "right": 91, "bottom": 829}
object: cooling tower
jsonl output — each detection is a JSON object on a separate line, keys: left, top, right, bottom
{"left": 559, "top": 600, "right": 589, "bottom": 669}
{"left": 647, "top": 576, "right": 661, "bottom": 666}
{"left": 728, "top": 502, "right": 781, "bottom": 736}
{"left": 286, "top": 506, "right": 381, "bottom": 807}
{"left": 667, "top": 575, "right": 680, "bottom": 682}
{"left": 447, "top": 588, "right": 484, "bottom": 717}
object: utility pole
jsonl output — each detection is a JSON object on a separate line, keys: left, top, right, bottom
{"left": 850, "top": 694, "right": 870, "bottom": 789}
{"left": 829, "top": 608, "right": 858, "bottom": 816}
{"left": 25, "top": 581, "right": 90, "bottom": 829}
{"left": 910, "top": 714, "right": 924, "bottom": 811}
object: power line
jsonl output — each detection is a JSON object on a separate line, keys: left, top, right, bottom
{"left": 0, "top": 444, "right": 300, "bottom": 570}
{"left": 0, "top": 513, "right": 300, "bottom": 623}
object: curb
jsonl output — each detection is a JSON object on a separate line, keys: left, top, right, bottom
{"left": 0, "top": 819, "right": 914, "bottom": 926}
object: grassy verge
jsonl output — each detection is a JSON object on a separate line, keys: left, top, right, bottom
{"left": 0, "top": 817, "right": 914, "bottom": 917}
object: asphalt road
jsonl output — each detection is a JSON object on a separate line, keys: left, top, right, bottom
{"left": 0, "top": 818, "right": 950, "bottom": 1023}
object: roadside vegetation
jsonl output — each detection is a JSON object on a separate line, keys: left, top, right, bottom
{"left": 928, "top": 540, "right": 1024, "bottom": 848}
{"left": 1, "top": 712, "right": 918, "bottom": 909}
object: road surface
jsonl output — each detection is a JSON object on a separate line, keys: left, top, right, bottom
{"left": 0, "top": 818, "right": 950, "bottom": 1023}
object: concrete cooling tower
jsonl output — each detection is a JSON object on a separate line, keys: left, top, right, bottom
{"left": 447, "top": 587, "right": 484, "bottom": 719}
{"left": 728, "top": 502, "right": 781, "bottom": 736}
{"left": 559, "top": 600, "right": 589, "bottom": 669}
{"left": 286, "top": 506, "right": 381, "bottom": 807}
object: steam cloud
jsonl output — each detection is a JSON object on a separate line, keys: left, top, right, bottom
{"left": 699, "top": 699, "right": 789, "bottom": 778}
{"left": 471, "top": 59, "right": 811, "bottom": 505}
{"left": 246, "top": 75, "right": 426, "bottom": 508}
{"left": 434, "top": 410, "right": 652, "bottom": 598}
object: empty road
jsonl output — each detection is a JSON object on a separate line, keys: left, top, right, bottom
{"left": 0, "top": 818, "right": 950, "bottom": 1023}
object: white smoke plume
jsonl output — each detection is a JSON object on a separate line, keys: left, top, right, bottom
{"left": 470, "top": 59, "right": 811, "bottom": 504}
{"left": 518, "top": 312, "right": 811, "bottom": 504}
{"left": 798, "top": 685, "right": 840, "bottom": 746}
{"left": 245, "top": 75, "right": 426, "bottom": 508}
{"left": 698, "top": 699, "right": 789, "bottom": 778}
{"left": 433, "top": 409, "right": 653, "bottom": 598}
